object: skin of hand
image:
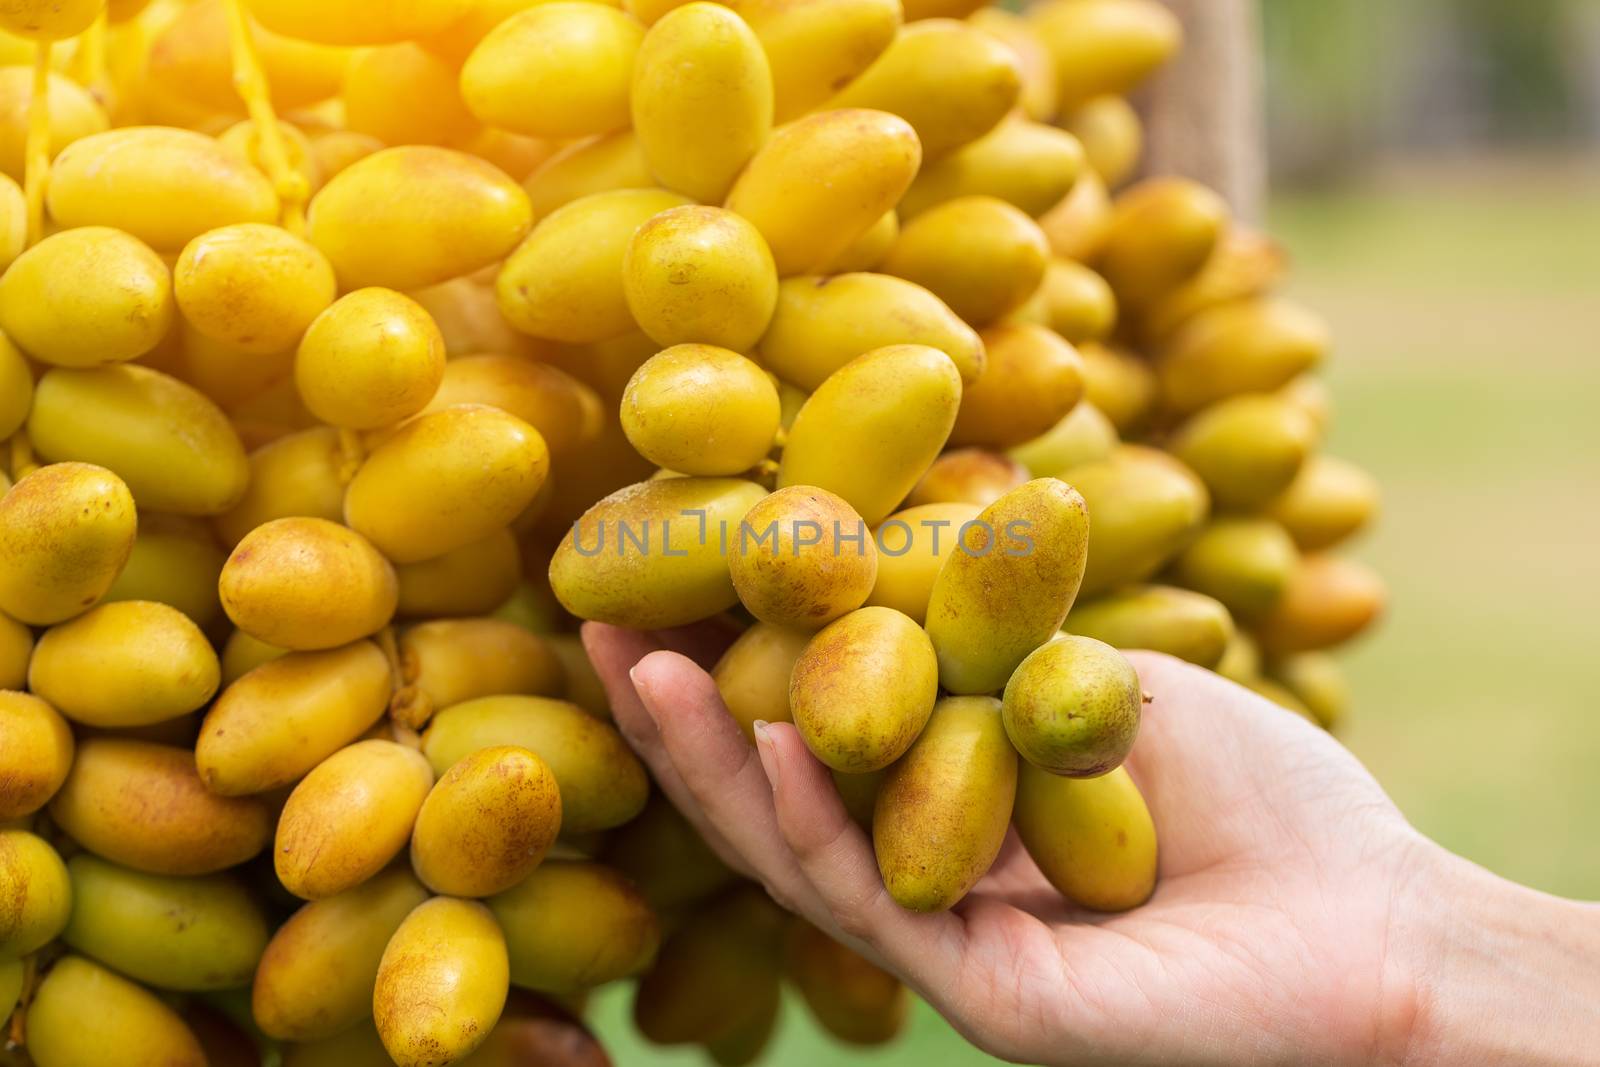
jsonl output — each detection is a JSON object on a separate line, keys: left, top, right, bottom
{"left": 582, "top": 622, "right": 1600, "bottom": 1067}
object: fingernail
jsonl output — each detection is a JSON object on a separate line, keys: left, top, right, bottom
{"left": 752, "top": 721, "right": 780, "bottom": 792}
{"left": 629, "top": 666, "right": 658, "bottom": 723}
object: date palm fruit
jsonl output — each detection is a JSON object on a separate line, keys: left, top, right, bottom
{"left": 411, "top": 745, "right": 562, "bottom": 897}
{"left": 785, "top": 921, "right": 908, "bottom": 1045}
{"left": 523, "top": 131, "right": 652, "bottom": 218}
{"left": 0, "top": 330, "right": 30, "bottom": 437}
{"left": 499, "top": 188, "right": 693, "bottom": 344}
{"left": 825, "top": 209, "right": 899, "bottom": 272}
{"left": 0, "top": 610, "right": 30, "bottom": 689}
{"left": 488, "top": 859, "right": 660, "bottom": 995}
{"left": 102, "top": 517, "right": 229, "bottom": 626}
{"left": 1169, "top": 394, "right": 1317, "bottom": 511}
{"left": 252, "top": 867, "right": 431, "bottom": 1042}
{"left": 294, "top": 288, "right": 446, "bottom": 431}
{"left": 1095, "top": 176, "right": 1228, "bottom": 314}
{"left": 275, "top": 739, "right": 435, "bottom": 900}
{"left": 48, "top": 128, "right": 278, "bottom": 252}
{"left": 757, "top": 273, "right": 985, "bottom": 390}
{"left": 343, "top": 43, "right": 475, "bottom": 147}
{"left": 1062, "top": 94, "right": 1144, "bottom": 188}
{"left": 214, "top": 427, "right": 346, "bottom": 547}
{"left": 27, "top": 366, "right": 250, "bottom": 516}
{"left": 0, "top": 691, "right": 73, "bottom": 818}
{"left": 1215, "top": 629, "right": 1264, "bottom": 686}
{"left": 881, "top": 195, "right": 1048, "bottom": 326}
{"left": 1028, "top": 0, "right": 1181, "bottom": 112}
{"left": 705, "top": 984, "right": 781, "bottom": 1067}
{"left": 373, "top": 897, "right": 510, "bottom": 1067}
{"left": 51, "top": 739, "right": 272, "bottom": 875}
{"left": 250, "top": 0, "right": 471, "bottom": 46}
{"left": 0, "top": 956, "right": 19, "bottom": 1021}
{"left": 866, "top": 501, "right": 982, "bottom": 624}
{"left": 1009, "top": 401, "right": 1120, "bottom": 478}
{"left": 1065, "top": 585, "right": 1235, "bottom": 669}
{"left": 422, "top": 695, "right": 649, "bottom": 834}
{"left": 738, "top": 0, "right": 899, "bottom": 121}
{"left": 632, "top": 4, "right": 773, "bottom": 203}
{"left": 874, "top": 695, "right": 1018, "bottom": 911}
{"left": 1158, "top": 297, "right": 1330, "bottom": 416}
{"left": 62, "top": 854, "right": 269, "bottom": 991}
{"left": 1077, "top": 341, "right": 1159, "bottom": 436}
{"left": 778, "top": 344, "right": 964, "bottom": 525}
{"left": 550, "top": 476, "right": 768, "bottom": 629}
{"left": 1268, "top": 652, "right": 1351, "bottom": 733}
{"left": 712, "top": 622, "right": 812, "bottom": 739}
{"left": 219, "top": 517, "right": 398, "bottom": 651}
{"left": 29, "top": 600, "right": 221, "bottom": 727}
{"left": 604, "top": 794, "right": 737, "bottom": 912}
{"left": 1141, "top": 228, "right": 1289, "bottom": 343}
{"left": 1014, "top": 762, "right": 1158, "bottom": 912}
{"left": 1243, "top": 676, "right": 1316, "bottom": 722}
{"left": 620, "top": 344, "right": 780, "bottom": 476}
{"left": 0, "top": 227, "right": 172, "bottom": 368}
{"left": 394, "top": 528, "right": 522, "bottom": 619}
{"left": 0, "top": 462, "right": 136, "bottom": 625}
{"left": 308, "top": 146, "right": 534, "bottom": 291}
{"left": 828, "top": 19, "right": 1020, "bottom": 160}
{"left": 197, "top": 641, "right": 394, "bottom": 796}
{"left": 394, "top": 619, "right": 566, "bottom": 727}
{"left": 457, "top": 990, "right": 616, "bottom": 1067}
{"left": 900, "top": 114, "right": 1085, "bottom": 220}
{"left": 633, "top": 886, "right": 785, "bottom": 1046}
{"left": 1256, "top": 555, "right": 1387, "bottom": 655}
{"left": 968, "top": 7, "right": 1058, "bottom": 121}
{"left": 724, "top": 108, "right": 921, "bottom": 277}
{"left": 728, "top": 485, "right": 878, "bottom": 630}
{"left": 1265, "top": 455, "right": 1381, "bottom": 551}
{"left": 463, "top": 3, "right": 644, "bottom": 140}
{"left": 949, "top": 323, "right": 1085, "bottom": 449}
{"left": 791, "top": 606, "right": 939, "bottom": 774}
{"left": 1002, "top": 634, "right": 1143, "bottom": 777}
{"left": 1170, "top": 518, "right": 1300, "bottom": 624}
{"left": 905, "top": 447, "right": 1032, "bottom": 508}
{"left": 1069, "top": 445, "right": 1210, "bottom": 597}
{"left": 0, "top": 829, "right": 71, "bottom": 957}
{"left": 280, "top": 1022, "right": 394, "bottom": 1067}
{"left": 1007, "top": 258, "right": 1118, "bottom": 345}
{"left": 200, "top": 649, "right": 269, "bottom": 697}
{"left": 925, "top": 478, "right": 1091, "bottom": 694}
{"left": 624, "top": 207, "right": 779, "bottom": 352}
{"left": 26, "top": 956, "right": 207, "bottom": 1067}
{"left": 175, "top": 223, "right": 336, "bottom": 355}
{"left": 343, "top": 404, "right": 550, "bottom": 563}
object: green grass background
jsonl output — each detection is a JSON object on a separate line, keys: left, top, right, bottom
{"left": 589, "top": 163, "right": 1600, "bottom": 1065}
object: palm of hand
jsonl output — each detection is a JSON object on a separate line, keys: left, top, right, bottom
{"left": 584, "top": 624, "right": 1424, "bottom": 1067}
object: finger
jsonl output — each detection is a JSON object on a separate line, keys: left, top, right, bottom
{"left": 629, "top": 650, "right": 829, "bottom": 919}
{"left": 752, "top": 721, "right": 967, "bottom": 997}
{"left": 581, "top": 624, "right": 750, "bottom": 876}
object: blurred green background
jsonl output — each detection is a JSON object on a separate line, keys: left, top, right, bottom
{"left": 596, "top": 1, "right": 1600, "bottom": 1062}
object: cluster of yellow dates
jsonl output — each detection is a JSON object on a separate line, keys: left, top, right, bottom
{"left": 0, "top": 0, "right": 1385, "bottom": 1063}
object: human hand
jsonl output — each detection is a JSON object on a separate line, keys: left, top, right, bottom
{"left": 583, "top": 623, "right": 1599, "bottom": 1067}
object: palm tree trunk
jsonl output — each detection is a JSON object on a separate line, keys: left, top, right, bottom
{"left": 1137, "top": 0, "right": 1267, "bottom": 221}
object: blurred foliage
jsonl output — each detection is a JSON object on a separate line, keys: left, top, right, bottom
{"left": 1265, "top": 0, "right": 1600, "bottom": 182}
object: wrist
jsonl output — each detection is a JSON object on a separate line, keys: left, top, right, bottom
{"left": 1392, "top": 841, "right": 1600, "bottom": 1067}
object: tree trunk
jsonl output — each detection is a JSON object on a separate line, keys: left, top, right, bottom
{"left": 1137, "top": 0, "right": 1267, "bottom": 222}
